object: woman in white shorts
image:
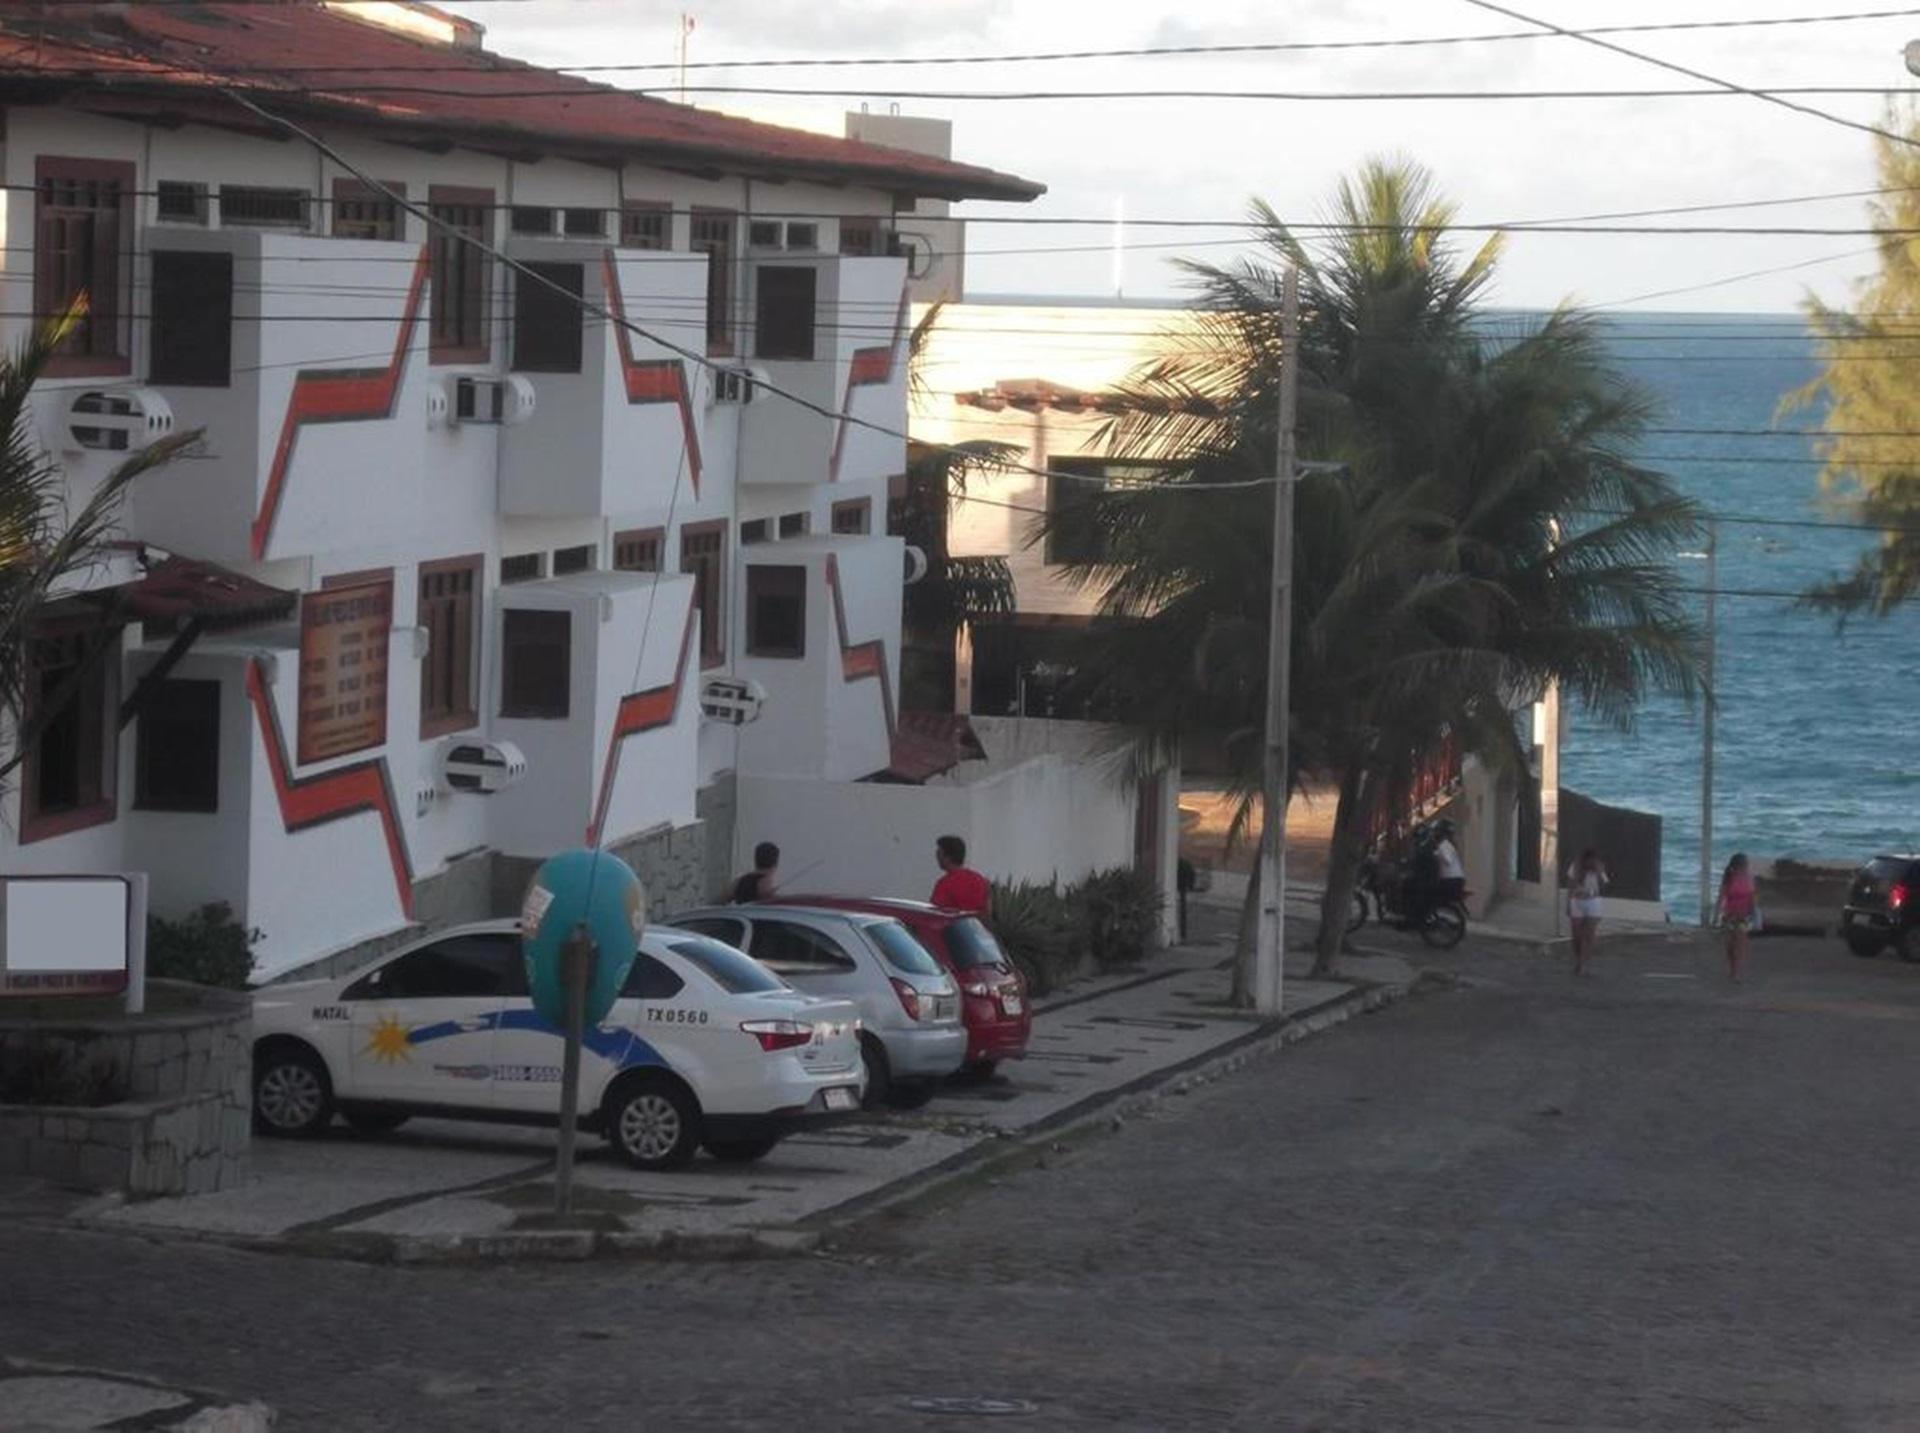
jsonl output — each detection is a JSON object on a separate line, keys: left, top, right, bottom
{"left": 1567, "top": 848, "right": 1610, "bottom": 976}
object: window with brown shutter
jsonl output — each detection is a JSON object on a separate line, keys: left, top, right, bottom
{"left": 21, "top": 628, "right": 117, "bottom": 843}
{"left": 512, "top": 261, "right": 584, "bottom": 373}
{"left": 691, "top": 209, "right": 735, "bottom": 355}
{"left": 831, "top": 499, "right": 872, "bottom": 535}
{"left": 500, "top": 609, "right": 571, "bottom": 719}
{"left": 755, "top": 266, "right": 816, "bottom": 361}
{"left": 35, "top": 156, "right": 133, "bottom": 376}
{"left": 746, "top": 565, "right": 806, "bottom": 659}
{"left": 619, "top": 202, "right": 670, "bottom": 251}
{"left": 839, "top": 216, "right": 880, "bottom": 257}
{"left": 418, "top": 556, "right": 481, "bottom": 737}
{"left": 149, "top": 250, "right": 233, "bottom": 387}
{"left": 680, "top": 521, "right": 727, "bottom": 667}
{"left": 429, "top": 186, "right": 493, "bottom": 363}
{"left": 333, "top": 179, "right": 405, "bottom": 241}
{"left": 613, "top": 528, "right": 663, "bottom": 572}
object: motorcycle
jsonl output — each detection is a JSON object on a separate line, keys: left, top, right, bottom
{"left": 1347, "top": 849, "right": 1469, "bottom": 950}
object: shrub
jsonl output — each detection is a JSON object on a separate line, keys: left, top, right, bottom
{"left": 988, "top": 879, "right": 1082, "bottom": 996}
{"left": 1071, "top": 866, "right": 1164, "bottom": 970}
{"left": 147, "top": 903, "right": 260, "bottom": 990}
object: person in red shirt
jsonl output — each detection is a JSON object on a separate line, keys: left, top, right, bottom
{"left": 930, "top": 834, "right": 991, "bottom": 914}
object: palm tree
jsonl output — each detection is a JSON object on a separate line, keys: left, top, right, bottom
{"left": 1044, "top": 158, "right": 1701, "bottom": 991}
{"left": 0, "top": 303, "right": 198, "bottom": 786}
{"left": 894, "top": 302, "right": 1018, "bottom": 710}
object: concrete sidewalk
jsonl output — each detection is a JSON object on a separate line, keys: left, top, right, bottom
{"left": 16, "top": 923, "right": 1413, "bottom": 1265}
{"left": 0, "top": 1359, "right": 270, "bottom": 1432}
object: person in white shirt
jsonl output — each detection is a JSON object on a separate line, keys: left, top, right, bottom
{"left": 1432, "top": 819, "right": 1466, "bottom": 907}
{"left": 1566, "top": 847, "right": 1610, "bottom": 976}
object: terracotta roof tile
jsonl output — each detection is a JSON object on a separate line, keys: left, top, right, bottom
{"left": 0, "top": 2, "right": 1043, "bottom": 203}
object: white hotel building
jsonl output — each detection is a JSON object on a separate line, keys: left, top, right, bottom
{"left": 0, "top": 0, "right": 1044, "bottom": 979}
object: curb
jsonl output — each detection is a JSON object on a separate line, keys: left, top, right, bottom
{"left": 0, "top": 1358, "right": 273, "bottom": 1432}
{"left": 56, "top": 981, "right": 1411, "bottom": 1267}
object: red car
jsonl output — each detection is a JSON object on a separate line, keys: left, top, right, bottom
{"left": 781, "top": 896, "right": 1030, "bottom": 1074}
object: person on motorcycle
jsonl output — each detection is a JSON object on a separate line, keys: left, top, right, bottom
{"left": 1402, "top": 823, "right": 1442, "bottom": 926}
{"left": 1431, "top": 818, "right": 1467, "bottom": 912}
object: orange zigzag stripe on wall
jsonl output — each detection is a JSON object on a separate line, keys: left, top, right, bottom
{"left": 826, "top": 553, "right": 894, "bottom": 736}
{"left": 245, "top": 660, "right": 414, "bottom": 919}
{"left": 602, "top": 249, "right": 703, "bottom": 496}
{"left": 829, "top": 280, "right": 910, "bottom": 483}
{"left": 586, "top": 601, "right": 700, "bottom": 847}
{"left": 252, "top": 247, "right": 430, "bottom": 561}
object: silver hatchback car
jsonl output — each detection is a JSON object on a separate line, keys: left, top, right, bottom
{"left": 668, "top": 905, "right": 965, "bottom": 1108}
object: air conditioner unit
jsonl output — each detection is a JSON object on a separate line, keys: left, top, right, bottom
{"left": 452, "top": 374, "right": 536, "bottom": 427}
{"left": 708, "top": 364, "right": 771, "bottom": 407}
{"left": 438, "top": 737, "right": 529, "bottom": 794}
{"left": 699, "top": 675, "right": 768, "bottom": 727}
{"left": 65, "top": 388, "right": 175, "bottom": 455}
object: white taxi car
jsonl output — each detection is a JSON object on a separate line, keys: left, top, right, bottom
{"left": 250, "top": 920, "right": 864, "bottom": 1170}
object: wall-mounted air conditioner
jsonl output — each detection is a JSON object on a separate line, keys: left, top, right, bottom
{"left": 699, "top": 675, "right": 768, "bottom": 727}
{"left": 708, "top": 364, "right": 771, "bottom": 407}
{"left": 64, "top": 388, "right": 175, "bottom": 455}
{"left": 438, "top": 737, "right": 529, "bottom": 794}
{"left": 452, "top": 375, "right": 536, "bottom": 426}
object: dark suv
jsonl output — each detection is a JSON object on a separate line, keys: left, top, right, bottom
{"left": 1841, "top": 854, "right": 1920, "bottom": 959}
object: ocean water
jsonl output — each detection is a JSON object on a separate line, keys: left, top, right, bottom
{"left": 1556, "top": 312, "right": 1920, "bottom": 921}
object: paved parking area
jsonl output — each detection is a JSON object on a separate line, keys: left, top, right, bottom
{"left": 74, "top": 933, "right": 1388, "bottom": 1256}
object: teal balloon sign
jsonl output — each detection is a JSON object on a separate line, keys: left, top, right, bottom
{"left": 519, "top": 848, "right": 647, "bottom": 1030}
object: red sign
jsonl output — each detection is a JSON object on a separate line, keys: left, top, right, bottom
{"left": 298, "top": 580, "right": 392, "bottom": 764}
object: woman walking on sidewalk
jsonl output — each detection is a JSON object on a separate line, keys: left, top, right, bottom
{"left": 1567, "top": 848, "right": 1610, "bottom": 976}
{"left": 1715, "top": 852, "right": 1759, "bottom": 982}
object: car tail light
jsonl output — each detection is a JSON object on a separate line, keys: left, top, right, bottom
{"left": 1892, "top": 883, "right": 1909, "bottom": 912}
{"left": 889, "top": 977, "right": 923, "bottom": 1022}
{"left": 740, "top": 1019, "right": 813, "bottom": 1052}
{"left": 962, "top": 979, "right": 994, "bottom": 997}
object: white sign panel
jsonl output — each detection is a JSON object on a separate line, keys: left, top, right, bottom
{"left": 0, "top": 876, "right": 131, "bottom": 996}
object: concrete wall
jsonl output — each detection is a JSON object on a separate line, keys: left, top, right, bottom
{"left": 0, "top": 981, "right": 250, "bottom": 1196}
{"left": 738, "top": 717, "right": 1179, "bottom": 939}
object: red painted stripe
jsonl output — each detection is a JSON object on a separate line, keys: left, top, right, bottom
{"left": 830, "top": 280, "right": 910, "bottom": 482}
{"left": 245, "top": 660, "right": 414, "bottom": 919}
{"left": 825, "top": 554, "right": 894, "bottom": 735}
{"left": 586, "top": 601, "right": 700, "bottom": 847}
{"left": 252, "top": 247, "right": 430, "bottom": 561}
{"left": 602, "top": 250, "right": 703, "bottom": 496}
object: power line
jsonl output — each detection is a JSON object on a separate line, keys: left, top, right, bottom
{"left": 1460, "top": 0, "right": 1920, "bottom": 154}
{"left": 25, "top": 6, "right": 1920, "bottom": 75}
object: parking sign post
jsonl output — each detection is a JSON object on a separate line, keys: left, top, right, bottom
{"left": 553, "top": 925, "right": 594, "bottom": 1218}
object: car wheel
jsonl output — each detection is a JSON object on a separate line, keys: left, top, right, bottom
{"left": 704, "top": 1137, "right": 780, "bottom": 1163}
{"left": 1898, "top": 927, "right": 1920, "bottom": 964}
{"left": 859, "top": 1034, "right": 892, "bottom": 1110}
{"left": 886, "top": 1081, "right": 937, "bottom": 1111}
{"left": 1845, "top": 928, "right": 1884, "bottom": 958}
{"left": 1420, "top": 902, "right": 1467, "bottom": 950}
{"left": 342, "top": 1106, "right": 410, "bottom": 1135}
{"left": 604, "top": 1075, "right": 701, "bottom": 1170}
{"left": 253, "top": 1042, "right": 333, "bottom": 1137}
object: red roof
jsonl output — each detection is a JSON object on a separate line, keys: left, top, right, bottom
{"left": 0, "top": 2, "right": 1043, "bottom": 203}
{"left": 876, "top": 711, "right": 987, "bottom": 785}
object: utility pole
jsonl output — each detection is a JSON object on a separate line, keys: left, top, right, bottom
{"left": 1698, "top": 518, "right": 1718, "bottom": 927}
{"left": 1254, "top": 268, "right": 1300, "bottom": 1017}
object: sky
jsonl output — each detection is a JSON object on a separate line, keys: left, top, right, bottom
{"left": 436, "top": 0, "right": 1920, "bottom": 313}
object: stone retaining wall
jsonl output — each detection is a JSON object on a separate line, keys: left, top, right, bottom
{"left": 0, "top": 981, "right": 250, "bottom": 1197}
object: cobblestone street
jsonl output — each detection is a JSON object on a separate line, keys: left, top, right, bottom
{"left": 8, "top": 929, "right": 1920, "bottom": 1430}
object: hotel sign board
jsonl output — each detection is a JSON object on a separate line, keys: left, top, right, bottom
{"left": 0, "top": 875, "right": 131, "bottom": 997}
{"left": 297, "top": 580, "right": 392, "bottom": 764}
